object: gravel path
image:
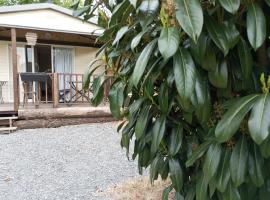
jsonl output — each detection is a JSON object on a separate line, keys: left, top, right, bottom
{"left": 0, "top": 122, "right": 142, "bottom": 200}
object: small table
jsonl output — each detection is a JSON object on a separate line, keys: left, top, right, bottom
{"left": 0, "top": 81, "right": 7, "bottom": 104}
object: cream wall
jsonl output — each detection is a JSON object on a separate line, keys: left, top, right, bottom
{"left": 0, "top": 41, "right": 10, "bottom": 103}
{"left": 75, "top": 46, "right": 104, "bottom": 76}
{"left": 0, "top": 44, "right": 103, "bottom": 103}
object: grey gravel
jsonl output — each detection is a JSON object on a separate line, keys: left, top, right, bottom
{"left": 0, "top": 122, "right": 142, "bottom": 200}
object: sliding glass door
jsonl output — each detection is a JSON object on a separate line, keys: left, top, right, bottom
{"left": 52, "top": 47, "right": 74, "bottom": 91}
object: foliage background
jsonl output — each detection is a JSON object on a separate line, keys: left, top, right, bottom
{"left": 0, "top": 0, "right": 75, "bottom": 8}
{"left": 80, "top": 0, "right": 270, "bottom": 199}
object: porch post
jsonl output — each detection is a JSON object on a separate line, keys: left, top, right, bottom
{"left": 52, "top": 73, "right": 59, "bottom": 108}
{"left": 11, "top": 28, "right": 19, "bottom": 112}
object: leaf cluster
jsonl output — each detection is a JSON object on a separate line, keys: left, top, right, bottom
{"left": 82, "top": 0, "right": 270, "bottom": 199}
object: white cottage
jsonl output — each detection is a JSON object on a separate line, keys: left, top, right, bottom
{"left": 0, "top": 3, "right": 104, "bottom": 114}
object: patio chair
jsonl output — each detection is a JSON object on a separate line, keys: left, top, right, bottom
{"left": 22, "top": 81, "right": 39, "bottom": 107}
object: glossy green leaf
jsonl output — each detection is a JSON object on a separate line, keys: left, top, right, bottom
{"left": 173, "top": 48, "right": 196, "bottom": 110}
{"left": 131, "top": 29, "right": 148, "bottom": 51}
{"left": 266, "top": 0, "right": 270, "bottom": 6}
{"left": 230, "top": 136, "right": 248, "bottom": 187}
{"left": 248, "top": 93, "right": 270, "bottom": 145}
{"left": 218, "top": 0, "right": 240, "bottom": 14}
{"left": 150, "top": 155, "right": 161, "bottom": 183}
{"left": 194, "top": 77, "right": 211, "bottom": 128}
{"left": 186, "top": 141, "right": 212, "bottom": 167}
{"left": 73, "top": 5, "right": 90, "bottom": 17}
{"left": 158, "top": 27, "right": 180, "bottom": 60}
{"left": 131, "top": 39, "right": 157, "bottom": 87}
{"left": 108, "top": 81, "right": 124, "bottom": 119}
{"left": 196, "top": 172, "right": 209, "bottom": 200}
{"left": 162, "top": 185, "right": 173, "bottom": 200}
{"left": 185, "top": 188, "right": 195, "bottom": 200}
{"left": 215, "top": 94, "right": 259, "bottom": 143}
{"left": 208, "top": 61, "right": 228, "bottom": 89}
{"left": 216, "top": 149, "right": 231, "bottom": 193}
{"left": 205, "top": 15, "right": 229, "bottom": 55}
{"left": 109, "top": 0, "right": 130, "bottom": 26}
{"left": 175, "top": 0, "right": 203, "bottom": 42}
{"left": 259, "top": 180, "right": 270, "bottom": 200}
{"left": 135, "top": 105, "right": 150, "bottom": 139}
{"left": 201, "top": 43, "right": 217, "bottom": 72}
{"left": 159, "top": 158, "right": 169, "bottom": 180}
{"left": 224, "top": 21, "right": 239, "bottom": 49}
{"left": 151, "top": 116, "right": 166, "bottom": 153}
{"left": 174, "top": 192, "right": 184, "bottom": 200}
{"left": 83, "top": 59, "right": 103, "bottom": 90}
{"left": 112, "top": 26, "right": 129, "bottom": 45}
{"left": 91, "top": 76, "right": 104, "bottom": 106}
{"left": 168, "top": 125, "right": 183, "bottom": 156}
{"left": 138, "top": 144, "right": 149, "bottom": 165}
{"left": 208, "top": 177, "right": 217, "bottom": 198}
{"left": 247, "top": 2, "right": 266, "bottom": 50}
{"left": 169, "top": 158, "right": 183, "bottom": 192}
{"left": 222, "top": 181, "right": 241, "bottom": 200}
{"left": 203, "top": 143, "right": 222, "bottom": 180}
{"left": 159, "top": 83, "right": 169, "bottom": 114}
{"left": 248, "top": 143, "right": 264, "bottom": 187}
{"left": 238, "top": 38, "right": 253, "bottom": 79}
{"left": 190, "top": 33, "right": 207, "bottom": 65}
{"left": 260, "top": 137, "right": 270, "bottom": 158}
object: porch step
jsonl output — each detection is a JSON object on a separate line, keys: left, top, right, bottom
{"left": 0, "top": 116, "right": 18, "bottom": 120}
{"left": 0, "top": 116, "right": 18, "bottom": 133}
{"left": 0, "top": 127, "right": 17, "bottom": 131}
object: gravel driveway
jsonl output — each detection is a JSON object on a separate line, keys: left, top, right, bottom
{"left": 0, "top": 122, "right": 141, "bottom": 200}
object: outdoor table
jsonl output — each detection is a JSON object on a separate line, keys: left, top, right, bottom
{"left": 20, "top": 73, "right": 52, "bottom": 106}
{"left": 0, "top": 81, "right": 7, "bottom": 104}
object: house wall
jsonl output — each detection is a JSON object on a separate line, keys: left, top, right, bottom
{"left": 0, "top": 41, "right": 10, "bottom": 103}
{"left": 75, "top": 46, "right": 103, "bottom": 75}
{"left": 0, "top": 42, "right": 103, "bottom": 103}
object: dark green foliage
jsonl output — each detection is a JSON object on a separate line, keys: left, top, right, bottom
{"left": 0, "top": 0, "right": 74, "bottom": 8}
{"left": 81, "top": 0, "right": 270, "bottom": 199}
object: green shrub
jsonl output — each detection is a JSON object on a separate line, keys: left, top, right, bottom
{"left": 80, "top": 0, "right": 270, "bottom": 199}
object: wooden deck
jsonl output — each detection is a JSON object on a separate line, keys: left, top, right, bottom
{"left": 1, "top": 102, "right": 113, "bottom": 130}
{"left": 0, "top": 102, "right": 110, "bottom": 118}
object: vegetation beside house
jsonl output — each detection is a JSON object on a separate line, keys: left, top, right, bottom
{"left": 80, "top": 0, "right": 270, "bottom": 199}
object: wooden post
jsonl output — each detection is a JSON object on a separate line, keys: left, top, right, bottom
{"left": 52, "top": 73, "right": 59, "bottom": 108}
{"left": 11, "top": 28, "right": 19, "bottom": 112}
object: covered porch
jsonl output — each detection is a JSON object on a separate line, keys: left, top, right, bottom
{"left": 0, "top": 27, "right": 106, "bottom": 116}
{"left": 0, "top": 3, "right": 108, "bottom": 120}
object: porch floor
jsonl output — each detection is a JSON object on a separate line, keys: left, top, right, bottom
{"left": 0, "top": 102, "right": 111, "bottom": 119}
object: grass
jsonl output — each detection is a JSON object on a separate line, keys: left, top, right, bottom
{"left": 103, "top": 177, "right": 175, "bottom": 200}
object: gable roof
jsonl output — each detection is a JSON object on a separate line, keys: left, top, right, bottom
{"left": 0, "top": 3, "right": 103, "bottom": 36}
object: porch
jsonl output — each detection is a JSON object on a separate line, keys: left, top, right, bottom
{"left": 0, "top": 72, "right": 113, "bottom": 129}
{"left": 0, "top": 72, "right": 111, "bottom": 116}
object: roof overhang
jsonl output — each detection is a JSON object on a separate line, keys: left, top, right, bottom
{"left": 0, "top": 3, "right": 104, "bottom": 36}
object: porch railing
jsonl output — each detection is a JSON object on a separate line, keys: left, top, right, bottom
{"left": 17, "top": 72, "right": 111, "bottom": 109}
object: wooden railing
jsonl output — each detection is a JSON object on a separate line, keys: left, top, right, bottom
{"left": 56, "top": 73, "right": 92, "bottom": 106}
{"left": 17, "top": 72, "right": 112, "bottom": 109}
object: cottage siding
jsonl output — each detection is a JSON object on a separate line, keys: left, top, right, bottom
{"left": 0, "top": 9, "right": 101, "bottom": 35}
{"left": 0, "top": 44, "right": 102, "bottom": 103}
{"left": 75, "top": 46, "right": 103, "bottom": 75}
{"left": 0, "top": 41, "right": 10, "bottom": 102}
